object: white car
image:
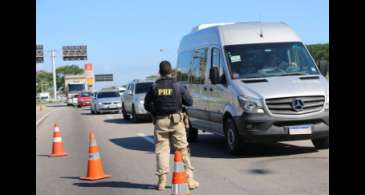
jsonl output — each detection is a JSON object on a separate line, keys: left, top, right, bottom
{"left": 71, "top": 95, "right": 79, "bottom": 107}
{"left": 122, "top": 80, "right": 154, "bottom": 122}
{"left": 90, "top": 91, "right": 122, "bottom": 114}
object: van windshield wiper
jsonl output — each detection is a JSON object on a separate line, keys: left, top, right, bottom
{"left": 279, "top": 72, "right": 307, "bottom": 76}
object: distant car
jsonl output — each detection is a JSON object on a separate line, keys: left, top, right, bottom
{"left": 90, "top": 91, "right": 122, "bottom": 114}
{"left": 67, "top": 97, "right": 73, "bottom": 105}
{"left": 77, "top": 92, "right": 93, "bottom": 107}
{"left": 38, "top": 92, "right": 50, "bottom": 102}
{"left": 71, "top": 95, "right": 79, "bottom": 107}
{"left": 122, "top": 80, "right": 153, "bottom": 122}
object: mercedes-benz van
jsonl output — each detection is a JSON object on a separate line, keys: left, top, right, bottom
{"left": 176, "top": 22, "right": 329, "bottom": 154}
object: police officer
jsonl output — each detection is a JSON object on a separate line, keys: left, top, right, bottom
{"left": 144, "top": 60, "right": 200, "bottom": 191}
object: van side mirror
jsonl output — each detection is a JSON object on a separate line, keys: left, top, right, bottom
{"left": 209, "top": 67, "right": 220, "bottom": 84}
{"left": 125, "top": 90, "right": 132, "bottom": 95}
{"left": 318, "top": 60, "right": 329, "bottom": 76}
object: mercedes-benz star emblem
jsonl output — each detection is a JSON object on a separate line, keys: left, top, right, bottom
{"left": 292, "top": 99, "right": 304, "bottom": 112}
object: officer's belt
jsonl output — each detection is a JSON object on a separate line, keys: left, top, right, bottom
{"left": 155, "top": 112, "right": 182, "bottom": 119}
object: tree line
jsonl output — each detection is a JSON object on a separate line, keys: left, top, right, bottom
{"left": 36, "top": 65, "right": 84, "bottom": 93}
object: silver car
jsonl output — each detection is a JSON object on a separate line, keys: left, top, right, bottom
{"left": 90, "top": 91, "right": 122, "bottom": 114}
{"left": 122, "top": 80, "right": 154, "bottom": 122}
{"left": 177, "top": 22, "right": 329, "bottom": 154}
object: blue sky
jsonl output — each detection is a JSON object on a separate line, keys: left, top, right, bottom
{"left": 36, "top": 0, "right": 329, "bottom": 90}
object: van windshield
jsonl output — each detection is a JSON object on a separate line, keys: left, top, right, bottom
{"left": 224, "top": 42, "right": 319, "bottom": 79}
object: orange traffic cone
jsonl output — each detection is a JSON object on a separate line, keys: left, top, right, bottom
{"left": 49, "top": 124, "right": 68, "bottom": 157}
{"left": 172, "top": 150, "right": 190, "bottom": 195}
{"left": 80, "top": 132, "right": 111, "bottom": 181}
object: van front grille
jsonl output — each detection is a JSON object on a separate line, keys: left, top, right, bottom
{"left": 265, "top": 96, "right": 325, "bottom": 115}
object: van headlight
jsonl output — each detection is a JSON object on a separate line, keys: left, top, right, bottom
{"left": 325, "top": 96, "right": 329, "bottom": 111}
{"left": 238, "top": 96, "right": 264, "bottom": 113}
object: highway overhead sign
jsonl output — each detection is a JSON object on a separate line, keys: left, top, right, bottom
{"left": 95, "top": 74, "right": 113, "bottom": 82}
{"left": 36, "top": 45, "right": 44, "bottom": 63}
{"left": 62, "top": 45, "right": 87, "bottom": 61}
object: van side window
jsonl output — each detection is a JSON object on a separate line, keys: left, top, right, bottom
{"left": 176, "top": 51, "right": 193, "bottom": 83}
{"left": 211, "top": 48, "right": 225, "bottom": 82}
{"left": 191, "top": 48, "right": 208, "bottom": 84}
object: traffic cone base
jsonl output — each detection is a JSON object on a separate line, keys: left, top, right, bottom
{"left": 49, "top": 153, "right": 68, "bottom": 157}
{"left": 80, "top": 174, "right": 111, "bottom": 181}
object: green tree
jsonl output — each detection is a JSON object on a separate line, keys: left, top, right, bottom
{"left": 36, "top": 71, "right": 52, "bottom": 93}
{"left": 56, "top": 65, "right": 84, "bottom": 90}
{"left": 307, "top": 43, "right": 329, "bottom": 78}
{"left": 306, "top": 43, "right": 329, "bottom": 64}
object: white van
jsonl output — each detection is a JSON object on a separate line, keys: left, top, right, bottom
{"left": 176, "top": 22, "right": 329, "bottom": 154}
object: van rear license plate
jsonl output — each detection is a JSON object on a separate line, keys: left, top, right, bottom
{"left": 288, "top": 125, "right": 312, "bottom": 135}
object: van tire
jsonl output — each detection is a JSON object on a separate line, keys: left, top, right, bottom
{"left": 131, "top": 105, "right": 140, "bottom": 123}
{"left": 122, "top": 104, "right": 130, "bottom": 120}
{"left": 187, "top": 124, "right": 198, "bottom": 143}
{"left": 224, "top": 117, "right": 243, "bottom": 155}
{"left": 312, "top": 137, "right": 329, "bottom": 149}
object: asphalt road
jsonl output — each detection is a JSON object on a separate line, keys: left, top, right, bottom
{"left": 36, "top": 105, "right": 329, "bottom": 195}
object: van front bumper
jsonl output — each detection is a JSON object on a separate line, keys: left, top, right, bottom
{"left": 233, "top": 111, "right": 329, "bottom": 142}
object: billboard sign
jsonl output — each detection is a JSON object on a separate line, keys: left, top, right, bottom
{"left": 84, "top": 63, "right": 94, "bottom": 86}
{"left": 84, "top": 63, "right": 93, "bottom": 71}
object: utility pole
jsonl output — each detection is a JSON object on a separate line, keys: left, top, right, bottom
{"left": 51, "top": 49, "right": 57, "bottom": 101}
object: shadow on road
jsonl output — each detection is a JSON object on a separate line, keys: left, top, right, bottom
{"left": 73, "top": 181, "right": 156, "bottom": 190}
{"left": 110, "top": 137, "right": 155, "bottom": 153}
{"left": 110, "top": 133, "right": 318, "bottom": 159}
{"left": 37, "top": 154, "right": 50, "bottom": 157}
{"left": 46, "top": 104, "right": 67, "bottom": 108}
{"left": 104, "top": 118, "right": 152, "bottom": 124}
{"left": 80, "top": 112, "right": 94, "bottom": 116}
{"left": 248, "top": 168, "right": 273, "bottom": 175}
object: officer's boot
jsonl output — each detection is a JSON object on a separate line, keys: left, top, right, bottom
{"left": 180, "top": 147, "right": 200, "bottom": 190}
{"left": 157, "top": 174, "right": 167, "bottom": 191}
{"left": 186, "top": 172, "right": 200, "bottom": 190}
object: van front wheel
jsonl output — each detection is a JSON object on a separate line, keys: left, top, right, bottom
{"left": 224, "top": 117, "right": 243, "bottom": 155}
{"left": 187, "top": 125, "right": 198, "bottom": 143}
{"left": 312, "top": 137, "right": 329, "bottom": 149}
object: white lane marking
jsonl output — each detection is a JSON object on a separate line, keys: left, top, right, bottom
{"left": 36, "top": 109, "right": 57, "bottom": 127}
{"left": 137, "top": 133, "right": 154, "bottom": 144}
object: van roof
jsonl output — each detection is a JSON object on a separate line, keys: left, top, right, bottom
{"left": 179, "top": 22, "right": 302, "bottom": 52}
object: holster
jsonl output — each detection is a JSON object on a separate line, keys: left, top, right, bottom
{"left": 151, "top": 114, "right": 156, "bottom": 125}
{"left": 171, "top": 113, "right": 183, "bottom": 124}
{"left": 183, "top": 112, "right": 189, "bottom": 129}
